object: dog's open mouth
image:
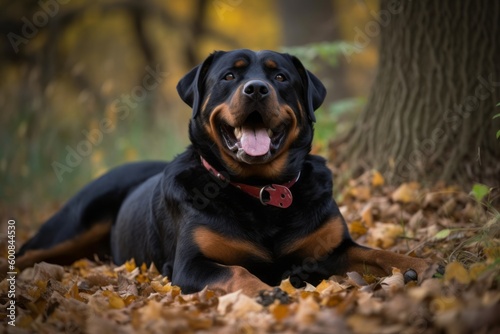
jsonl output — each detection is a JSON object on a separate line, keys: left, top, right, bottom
{"left": 220, "top": 112, "right": 286, "bottom": 164}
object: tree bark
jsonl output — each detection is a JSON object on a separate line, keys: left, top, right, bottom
{"left": 341, "top": 0, "right": 500, "bottom": 188}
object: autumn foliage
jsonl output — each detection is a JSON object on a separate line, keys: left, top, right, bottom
{"left": 2, "top": 172, "right": 498, "bottom": 333}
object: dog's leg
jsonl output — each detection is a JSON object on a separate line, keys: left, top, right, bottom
{"left": 209, "top": 265, "right": 272, "bottom": 295}
{"left": 172, "top": 259, "right": 270, "bottom": 296}
{"left": 16, "top": 221, "right": 112, "bottom": 270}
{"left": 343, "top": 245, "right": 436, "bottom": 282}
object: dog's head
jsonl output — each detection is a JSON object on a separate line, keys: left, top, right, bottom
{"left": 177, "top": 49, "right": 326, "bottom": 181}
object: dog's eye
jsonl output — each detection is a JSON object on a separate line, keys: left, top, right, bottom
{"left": 224, "top": 73, "right": 235, "bottom": 81}
{"left": 275, "top": 74, "right": 286, "bottom": 82}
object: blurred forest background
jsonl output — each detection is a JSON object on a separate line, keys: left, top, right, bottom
{"left": 1, "top": 0, "right": 378, "bottom": 225}
{"left": 1, "top": 0, "right": 499, "bottom": 228}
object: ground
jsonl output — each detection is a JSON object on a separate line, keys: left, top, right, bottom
{"left": 1, "top": 171, "right": 499, "bottom": 333}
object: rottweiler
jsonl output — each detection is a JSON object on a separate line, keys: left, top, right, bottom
{"left": 16, "top": 50, "right": 436, "bottom": 296}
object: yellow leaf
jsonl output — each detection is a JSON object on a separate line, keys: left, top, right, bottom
{"left": 366, "top": 222, "right": 404, "bottom": 249}
{"left": 140, "top": 263, "right": 148, "bottom": 273}
{"left": 349, "top": 186, "right": 371, "bottom": 201}
{"left": 371, "top": 170, "right": 385, "bottom": 187}
{"left": 151, "top": 280, "right": 172, "bottom": 293}
{"left": 72, "top": 259, "right": 91, "bottom": 269}
{"left": 391, "top": 182, "right": 420, "bottom": 203}
{"left": 136, "top": 274, "right": 150, "bottom": 284}
{"left": 279, "top": 278, "right": 297, "bottom": 295}
{"left": 103, "top": 291, "right": 125, "bottom": 309}
{"left": 315, "top": 280, "right": 331, "bottom": 293}
{"left": 125, "top": 259, "right": 137, "bottom": 272}
{"left": 65, "top": 283, "right": 85, "bottom": 302}
{"left": 270, "top": 303, "right": 289, "bottom": 322}
{"left": 123, "top": 295, "right": 137, "bottom": 306}
{"left": 349, "top": 220, "right": 368, "bottom": 238}
{"left": 483, "top": 246, "right": 500, "bottom": 262}
{"left": 444, "top": 262, "right": 470, "bottom": 284}
{"left": 469, "top": 263, "right": 488, "bottom": 280}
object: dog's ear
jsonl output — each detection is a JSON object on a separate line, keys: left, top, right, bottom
{"left": 289, "top": 55, "right": 326, "bottom": 123}
{"left": 177, "top": 51, "right": 224, "bottom": 118}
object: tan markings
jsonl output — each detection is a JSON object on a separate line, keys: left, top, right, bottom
{"left": 200, "top": 93, "right": 211, "bottom": 115}
{"left": 283, "top": 216, "right": 344, "bottom": 259}
{"left": 194, "top": 227, "right": 272, "bottom": 265}
{"left": 15, "top": 221, "right": 112, "bottom": 270}
{"left": 345, "top": 247, "right": 434, "bottom": 281}
{"left": 264, "top": 59, "right": 277, "bottom": 69}
{"left": 296, "top": 97, "right": 304, "bottom": 117}
{"left": 206, "top": 85, "right": 301, "bottom": 180}
{"left": 234, "top": 59, "right": 248, "bottom": 68}
{"left": 209, "top": 265, "right": 271, "bottom": 296}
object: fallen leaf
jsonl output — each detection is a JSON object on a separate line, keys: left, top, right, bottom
{"left": 444, "top": 262, "right": 471, "bottom": 285}
{"left": 347, "top": 272, "right": 368, "bottom": 287}
{"left": 295, "top": 296, "right": 320, "bottom": 324}
{"left": 279, "top": 278, "right": 297, "bottom": 295}
{"left": 217, "top": 290, "right": 263, "bottom": 316}
{"left": 348, "top": 220, "right": 368, "bottom": 238}
{"left": 391, "top": 182, "right": 420, "bottom": 204}
{"left": 371, "top": 170, "right": 385, "bottom": 187}
{"left": 366, "top": 222, "right": 404, "bottom": 249}
{"left": 361, "top": 203, "right": 374, "bottom": 227}
{"left": 380, "top": 268, "right": 404, "bottom": 292}
{"left": 434, "top": 229, "right": 451, "bottom": 240}
{"left": 270, "top": 302, "right": 290, "bottom": 322}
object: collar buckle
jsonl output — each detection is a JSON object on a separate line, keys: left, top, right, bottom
{"left": 259, "top": 184, "right": 294, "bottom": 208}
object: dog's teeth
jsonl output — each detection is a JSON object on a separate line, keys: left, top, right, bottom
{"left": 234, "top": 127, "right": 242, "bottom": 139}
{"left": 267, "top": 129, "right": 273, "bottom": 137}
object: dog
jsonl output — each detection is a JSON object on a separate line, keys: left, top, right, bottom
{"left": 16, "top": 50, "right": 435, "bottom": 296}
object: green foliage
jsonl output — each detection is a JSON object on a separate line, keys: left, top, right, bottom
{"left": 470, "top": 183, "right": 490, "bottom": 203}
{"left": 434, "top": 229, "right": 451, "bottom": 240}
{"left": 314, "top": 97, "right": 366, "bottom": 150}
{"left": 283, "top": 42, "right": 366, "bottom": 151}
{"left": 282, "top": 41, "right": 354, "bottom": 69}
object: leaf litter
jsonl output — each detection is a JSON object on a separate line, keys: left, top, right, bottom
{"left": 1, "top": 171, "right": 499, "bottom": 333}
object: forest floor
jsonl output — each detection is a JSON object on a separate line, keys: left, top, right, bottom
{"left": 1, "top": 171, "right": 499, "bottom": 333}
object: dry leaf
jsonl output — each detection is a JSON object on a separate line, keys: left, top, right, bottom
{"left": 361, "top": 203, "right": 374, "bottom": 227}
{"left": 444, "top": 262, "right": 471, "bottom": 285}
{"left": 217, "top": 290, "right": 263, "bottom": 316}
{"left": 371, "top": 170, "right": 385, "bottom": 187}
{"left": 347, "top": 272, "right": 368, "bottom": 287}
{"left": 366, "top": 222, "right": 404, "bottom": 249}
{"left": 348, "top": 220, "right": 368, "bottom": 238}
{"left": 270, "top": 302, "right": 290, "bottom": 322}
{"left": 295, "top": 296, "right": 320, "bottom": 324}
{"left": 279, "top": 278, "right": 297, "bottom": 295}
{"left": 391, "top": 182, "right": 420, "bottom": 204}
{"left": 380, "top": 268, "right": 404, "bottom": 292}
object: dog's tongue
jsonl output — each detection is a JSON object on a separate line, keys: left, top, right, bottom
{"left": 240, "top": 125, "right": 271, "bottom": 156}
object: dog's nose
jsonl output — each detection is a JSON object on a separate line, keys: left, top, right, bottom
{"left": 243, "top": 80, "right": 269, "bottom": 100}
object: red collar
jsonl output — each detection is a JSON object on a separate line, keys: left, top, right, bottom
{"left": 200, "top": 157, "right": 300, "bottom": 209}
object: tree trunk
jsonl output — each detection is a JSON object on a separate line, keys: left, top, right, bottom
{"left": 341, "top": 0, "right": 500, "bottom": 188}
